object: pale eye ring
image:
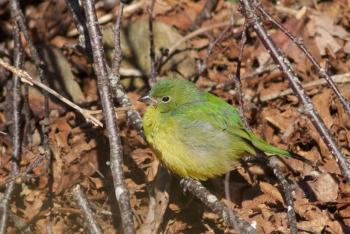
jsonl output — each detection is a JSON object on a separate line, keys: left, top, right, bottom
{"left": 161, "top": 96, "right": 171, "bottom": 103}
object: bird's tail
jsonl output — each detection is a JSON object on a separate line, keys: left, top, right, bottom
{"left": 232, "top": 127, "right": 316, "bottom": 166}
{"left": 248, "top": 132, "right": 291, "bottom": 157}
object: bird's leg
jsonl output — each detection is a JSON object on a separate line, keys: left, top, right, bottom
{"left": 180, "top": 178, "right": 191, "bottom": 193}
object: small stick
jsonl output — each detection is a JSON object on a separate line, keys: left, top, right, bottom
{"left": 82, "top": 1, "right": 135, "bottom": 233}
{"left": 239, "top": 0, "right": 350, "bottom": 182}
{"left": 194, "top": 17, "right": 235, "bottom": 82}
{"left": 67, "top": 0, "right": 147, "bottom": 37}
{"left": 257, "top": 5, "right": 350, "bottom": 118}
{"left": 0, "top": 19, "right": 22, "bottom": 234}
{"left": 10, "top": 0, "right": 52, "bottom": 187}
{"left": 148, "top": 0, "right": 157, "bottom": 85}
{"left": 0, "top": 58, "right": 102, "bottom": 127}
{"left": 189, "top": 0, "right": 218, "bottom": 31}
{"left": 231, "top": 20, "right": 298, "bottom": 233}
{"left": 260, "top": 72, "right": 350, "bottom": 102}
{"left": 233, "top": 23, "right": 250, "bottom": 128}
{"left": 167, "top": 21, "right": 232, "bottom": 58}
{"left": 181, "top": 178, "right": 258, "bottom": 234}
{"left": 72, "top": 185, "right": 102, "bottom": 234}
{"left": 111, "top": 2, "right": 124, "bottom": 81}
{"left": 66, "top": 0, "right": 88, "bottom": 50}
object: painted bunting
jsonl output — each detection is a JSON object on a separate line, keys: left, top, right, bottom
{"left": 139, "top": 79, "right": 290, "bottom": 180}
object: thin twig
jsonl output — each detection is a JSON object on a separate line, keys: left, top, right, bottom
{"left": 194, "top": 17, "right": 235, "bottom": 82}
{"left": 233, "top": 23, "right": 249, "bottom": 128}
{"left": 239, "top": 0, "right": 350, "bottom": 182}
{"left": 66, "top": 0, "right": 143, "bottom": 134}
{"left": 260, "top": 72, "right": 350, "bottom": 102}
{"left": 148, "top": 0, "right": 157, "bottom": 85}
{"left": 109, "top": 1, "right": 144, "bottom": 134}
{"left": 81, "top": 1, "right": 135, "bottom": 233}
{"left": 225, "top": 22, "right": 249, "bottom": 202}
{"left": 168, "top": 21, "right": 232, "bottom": 57}
{"left": 66, "top": 0, "right": 88, "bottom": 50}
{"left": 67, "top": 0, "right": 147, "bottom": 37}
{"left": 181, "top": 178, "right": 258, "bottom": 234}
{"left": 231, "top": 19, "right": 298, "bottom": 233}
{"left": 0, "top": 18, "right": 22, "bottom": 234}
{"left": 257, "top": 5, "right": 350, "bottom": 118}
{"left": 111, "top": 2, "right": 124, "bottom": 80}
{"left": 257, "top": 5, "right": 350, "bottom": 117}
{"left": 189, "top": 0, "right": 218, "bottom": 31}
{"left": 72, "top": 185, "right": 102, "bottom": 234}
{"left": 10, "top": 0, "right": 52, "bottom": 190}
{"left": 0, "top": 58, "right": 102, "bottom": 127}
{"left": 268, "top": 156, "right": 297, "bottom": 233}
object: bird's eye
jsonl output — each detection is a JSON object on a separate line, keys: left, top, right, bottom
{"left": 161, "top": 96, "right": 171, "bottom": 103}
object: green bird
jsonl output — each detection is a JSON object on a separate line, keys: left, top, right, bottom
{"left": 139, "top": 79, "right": 290, "bottom": 180}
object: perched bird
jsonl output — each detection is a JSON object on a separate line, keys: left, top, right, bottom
{"left": 139, "top": 79, "right": 290, "bottom": 180}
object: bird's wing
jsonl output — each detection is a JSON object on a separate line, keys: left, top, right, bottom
{"left": 171, "top": 101, "right": 257, "bottom": 160}
{"left": 173, "top": 96, "right": 290, "bottom": 157}
{"left": 204, "top": 92, "right": 290, "bottom": 156}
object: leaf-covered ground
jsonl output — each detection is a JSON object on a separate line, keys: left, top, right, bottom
{"left": 0, "top": 0, "right": 350, "bottom": 233}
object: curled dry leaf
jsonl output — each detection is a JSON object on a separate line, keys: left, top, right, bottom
{"left": 49, "top": 113, "right": 100, "bottom": 194}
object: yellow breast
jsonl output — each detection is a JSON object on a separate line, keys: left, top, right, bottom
{"left": 142, "top": 107, "right": 232, "bottom": 180}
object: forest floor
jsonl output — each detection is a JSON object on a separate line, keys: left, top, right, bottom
{"left": 1, "top": 0, "right": 350, "bottom": 233}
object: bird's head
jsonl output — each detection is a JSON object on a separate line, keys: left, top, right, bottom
{"left": 139, "top": 79, "right": 201, "bottom": 113}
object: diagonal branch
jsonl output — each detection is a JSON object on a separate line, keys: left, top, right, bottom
{"left": 232, "top": 22, "right": 298, "bottom": 234}
{"left": 181, "top": 178, "right": 258, "bottom": 234}
{"left": 257, "top": 5, "right": 350, "bottom": 118}
{"left": 81, "top": 0, "right": 135, "bottom": 233}
{"left": 72, "top": 185, "right": 102, "bottom": 234}
{"left": 239, "top": 0, "right": 350, "bottom": 182}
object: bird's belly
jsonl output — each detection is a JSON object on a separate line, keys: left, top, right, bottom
{"left": 149, "top": 129, "right": 236, "bottom": 180}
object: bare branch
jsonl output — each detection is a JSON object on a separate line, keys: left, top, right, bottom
{"left": 232, "top": 19, "right": 297, "bottom": 234}
{"left": 257, "top": 5, "right": 350, "bottom": 118}
{"left": 239, "top": 0, "right": 350, "bottom": 182}
{"left": 81, "top": 0, "right": 135, "bottom": 233}
{"left": 148, "top": 0, "right": 157, "bottom": 85}
{"left": 9, "top": 0, "right": 52, "bottom": 188}
{"left": 181, "top": 178, "right": 258, "bottom": 234}
{"left": 0, "top": 18, "right": 22, "bottom": 234}
{"left": 0, "top": 58, "right": 102, "bottom": 127}
{"left": 72, "top": 185, "right": 102, "bottom": 234}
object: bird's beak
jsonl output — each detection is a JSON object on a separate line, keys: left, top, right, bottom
{"left": 138, "top": 95, "right": 157, "bottom": 105}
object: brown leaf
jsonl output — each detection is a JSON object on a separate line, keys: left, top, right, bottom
{"left": 259, "top": 182, "right": 285, "bottom": 205}
{"left": 308, "top": 173, "right": 339, "bottom": 203}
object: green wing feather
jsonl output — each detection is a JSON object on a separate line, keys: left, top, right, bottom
{"left": 172, "top": 91, "right": 290, "bottom": 158}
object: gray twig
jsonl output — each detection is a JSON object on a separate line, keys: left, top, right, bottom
{"left": 81, "top": 0, "right": 135, "bottom": 233}
{"left": 181, "top": 178, "right": 258, "bottom": 234}
{"left": 66, "top": 0, "right": 88, "bottom": 50}
{"left": 148, "top": 0, "right": 157, "bottom": 85}
{"left": 72, "top": 185, "right": 102, "bottom": 234}
{"left": 0, "top": 16, "right": 22, "bottom": 234}
{"left": 232, "top": 18, "right": 297, "bottom": 234}
{"left": 239, "top": 0, "right": 350, "bottom": 182}
{"left": 257, "top": 5, "right": 350, "bottom": 118}
{"left": 9, "top": 0, "right": 52, "bottom": 178}
{"left": 107, "top": 2, "right": 145, "bottom": 137}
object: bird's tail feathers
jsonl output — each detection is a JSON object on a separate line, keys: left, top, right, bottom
{"left": 248, "top": 133, "right": 291, "bottom": 157}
